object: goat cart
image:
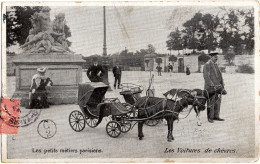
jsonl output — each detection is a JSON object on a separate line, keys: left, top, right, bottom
{"left": 68, "top": 82, "right": 162, "bottom": 138}
{"left": 69, "top": 82, "right": 135, "bottom": 138}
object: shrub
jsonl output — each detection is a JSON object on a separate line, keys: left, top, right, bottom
{"left": 238, "top": 64, "right": 254, "bottom": 74}
{"left": 155, "top": 58, "right": 163, "bottom": 65}
{"left": 169, "top": 55, "right": 177, "bottom": 63}
{"left": 224, "top": 53, "right": 235, "bottom": 66}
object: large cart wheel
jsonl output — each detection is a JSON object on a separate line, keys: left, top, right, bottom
{"left": 145, "top": 119, "right": 160, "bottom": 126}
{"left": 86, "top": 117, "right": 98, "bottom": 128}
{"left": 120, "top": 120, "right": 131, "bottom": 133}
{"left": 69, "top": 110, "right": 86, "bottom": 132}
{"left": 106, "top": 121, "right": 121, "bottom": 138}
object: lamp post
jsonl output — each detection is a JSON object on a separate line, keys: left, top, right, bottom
{"left": 102, "top": 6, "right": 111, "bottom": 90}
{"left": 103, "top": 6, "right": 107, "bottom": 56}
{"left": 182, "top": 44, "right": 185, "bottom": 73}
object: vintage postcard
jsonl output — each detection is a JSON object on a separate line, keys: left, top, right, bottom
{"left": 1, "top": 0, "right": 259, "bottom": 163}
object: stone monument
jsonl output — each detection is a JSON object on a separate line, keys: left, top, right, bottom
{"left": 12, "top": 7, "right": 85, "bottom": 106}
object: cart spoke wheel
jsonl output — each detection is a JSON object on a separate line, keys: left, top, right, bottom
{"left": 145, "top": 119, "right": 160, "bottom": 126}
{"left": 106, "top": 121, "right": 121, "bottom": 138}
{"left": 120, "top": 121, "right": 131, "bottom": 133}
{"left": 69, "top": 110, "right": 86, "bottom": 132}
{"left": 86, "top": 117, "right": 98, "bottom": 128}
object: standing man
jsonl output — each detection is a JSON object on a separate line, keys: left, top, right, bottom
{"left": 170, "top": 63, "right": 173, "bottom": 72}
{"left": 156, "top": 65, "right": 162, "bottom": 76}
{"left": 186, "top": 65, "right": 191, "bottom": 75}
{"left": 87, "top": 57, "right": 105, "bottom": 82}
{"left": 203, "top": 52, "right": 227, "bottom": 123}
{"left": 112, "top": 62, "right": 122, "bottom": 89}
{"left": 168, "top": 63, "right": 171, "bottom": 72}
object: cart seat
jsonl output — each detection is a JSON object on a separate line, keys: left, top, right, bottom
{"left": 109, "top": 102, "right": 132, "bottom": 116}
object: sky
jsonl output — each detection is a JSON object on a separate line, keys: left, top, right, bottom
{"left": 7, "top": 5, "right": 253, "bottom": 56}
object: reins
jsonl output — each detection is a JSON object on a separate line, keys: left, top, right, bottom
{"left": 195, "top": 86, "right": 223, "bottom": 108}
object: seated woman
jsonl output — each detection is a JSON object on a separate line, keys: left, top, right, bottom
{"left": 28, "top": 67, "right": 53, "bottom": 109}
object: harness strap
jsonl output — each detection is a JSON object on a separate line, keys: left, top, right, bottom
{"left": 162, "top": 98, "right": 167, "bottom": 110}
{"left": 138, "top": 99, "right": 165, "bottom": 118}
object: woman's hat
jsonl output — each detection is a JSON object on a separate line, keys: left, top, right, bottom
{"left": 37, "top": 67, "right": 47, "bottom": 73}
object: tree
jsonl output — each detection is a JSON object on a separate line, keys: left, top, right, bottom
{"left": 218, "top": 8, "right": 241, "bottom": 55}
{"left": 6, "top": 6, "right": 43, "bottom": 47}
{"left": 166, "top": 28, "right": 183, "bottom": 55}
{"left": 226, "top": 10, "right": 239, "bottom": 32}
{"left": 241, "top": 9, "right": 254, "bottom": 55}
{"left": 232, "top": 32, "right": 243, "bottom": 55}
{"left": 155, "top": 58, "right": 162, "bottom": 66}
{"left": 218, "top": 29, "right": 232, "bottom": 55}
{"left": 168, "top": 55, "right": 177, "bottom": 63}
{"left": 82, "top": 54, "right": 103, "bottom": 68}
{"left": 147, "top": 44, "right": 156, "bottom": 54}
{"left": 120, "top": 49, "right": 135, "bottom": 66}
{"left": 6, "top": 10, "right": 16, "bottom": 47}
{"left": 182, "top": 12, "right": 203, "bottom": 52}
{"left": 224, "top": 53, "right": 235, "bottom": 65}
{"left": 197, "top": 14, "right": 220, "bottom": 53}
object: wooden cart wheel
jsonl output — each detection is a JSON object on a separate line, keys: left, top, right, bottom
{"left": 69, "top": 110, "right": 86, "bottom": 132}
{"left": 120, "top": 120, "right": 131, "bottom": 133}
{"left": 86, "top": 117, "right": 98, "bottom": 128}
{"left": 145, "top": 119, "right": 160, "bottom": 126}
{"left": 106, "top": 121, "right": 121, "bottom": 138}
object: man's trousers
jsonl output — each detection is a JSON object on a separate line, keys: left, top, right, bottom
{"left": 207, "top": 94, "right": 222, "bottom": 119}
{"left": 114, "top": 75, "right": 121, "bottom": 87}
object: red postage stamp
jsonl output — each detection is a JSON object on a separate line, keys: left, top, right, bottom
{"left": 0, "top": 98, "right": 20, "bottom": 134}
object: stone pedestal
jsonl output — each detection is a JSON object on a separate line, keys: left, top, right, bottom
{"left": 12, "top": 53, "right": 85, "bottom": 107}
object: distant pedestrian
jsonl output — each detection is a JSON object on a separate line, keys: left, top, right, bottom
{"left": 87, "top": 57, "right": 105, "bottom": 82}
{"left": 168, "top": 63, "right": 173, "bottom": 72}
{"left": 156, "top": 65, "right": 162, "bottom": 76}
{"left": 168, "top": 63, "right": 171, "bottom": 72}
{"left": 186, "top": 65, "right": 190, "bottom": 75}
{"left": 113, "top": 62, "right": 122, "bottom": 89}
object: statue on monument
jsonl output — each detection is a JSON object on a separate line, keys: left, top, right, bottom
{"left": 20, "top": 7, "right": 73, "bottom": 53}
